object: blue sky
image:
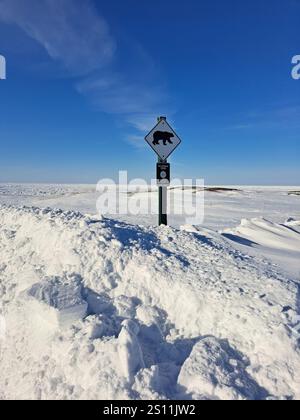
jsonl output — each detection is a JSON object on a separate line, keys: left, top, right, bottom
{"left": 0, "top": 0, "right": 299, "bottom": 185}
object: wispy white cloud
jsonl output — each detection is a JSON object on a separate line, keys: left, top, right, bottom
{"left": 126, "top": 113, "right": 163, "bottom": 132}
{"left": 77, "top": 74, "right": 164, "bottom": 116}
{"left": 241, "top": 104, "right": 300, "bottom": 128}
{"left": 223, "top": 104, "right": 300, "bottom": 132}
{"left": 126, "top": 134, "right": 147, "bottom": 149}
{"left": 0, "top": 0, "right": 171, "bottom": 139}
{"left": 0, "top": 0, "right": 115, "bottom": 75}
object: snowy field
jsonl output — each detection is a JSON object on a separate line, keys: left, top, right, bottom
{"left": 0, "top": 184, "right": 300, "bottom": 400}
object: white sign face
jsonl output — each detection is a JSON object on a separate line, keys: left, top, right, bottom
{"left": 145, "top": 119, "right": 181, "bottom": 160}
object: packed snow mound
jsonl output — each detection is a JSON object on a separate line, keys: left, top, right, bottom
{"left": 23, "top": 275, "right": 88, "bottom": 329}
{"left": 177, "top": 336, "right": 268, "bottom": 400}
{"left": 0, "top": 206, "right": 300, "bottom": 400}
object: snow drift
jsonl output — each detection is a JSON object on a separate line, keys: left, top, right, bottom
{"left": 223, "top": 218, "right": 300, "bottom": 252}
{"left": 222, "top": 218, "right": 300, "bottom": 278}
{"left": 0, "top": 205, "right": 299, "bottom": 400}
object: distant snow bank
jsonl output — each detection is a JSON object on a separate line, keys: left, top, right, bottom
{"left": 222, "top": 218, "right": 300, "bottom": 278}
{"left": 224, "top": 218, "right": 300, "bottom": 252}
{"left": 0, "top": 205, "right": 299, "bottom": 400}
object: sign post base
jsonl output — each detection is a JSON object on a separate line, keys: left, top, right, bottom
{"left": 159, "top": 185, "right": 168, "bottom": 226}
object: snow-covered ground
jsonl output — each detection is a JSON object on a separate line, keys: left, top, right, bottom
{"left": 0, "top": 184, "right": 299, "bottom": 400}
{"left": 1, "top": 183, "right": 299, "bottom": 229}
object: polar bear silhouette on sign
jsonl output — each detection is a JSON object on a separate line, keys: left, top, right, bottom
{"left": 152, "top": 131, "right": 174, "bottom": 146}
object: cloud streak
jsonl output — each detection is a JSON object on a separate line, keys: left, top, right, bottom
{"left": 76, "top": 72, "right": 167, "bottom": 127}
{"left": 0, "top": 0, "right": 170, "bottom": 139}
{"left": 0, "top": 0, "right": 115, "bottom": 75}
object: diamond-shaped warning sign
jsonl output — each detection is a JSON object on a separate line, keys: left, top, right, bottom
{"left": 145, "top": 118, "right": 181, "bottom": 160}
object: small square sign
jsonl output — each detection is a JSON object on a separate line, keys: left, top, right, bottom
{"left": 157, "top": 162, "right": 170, "bottom": 185}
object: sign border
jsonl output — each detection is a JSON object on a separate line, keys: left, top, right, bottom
{"left": 145, "top": 119, "right": 182, "bottom": 161}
